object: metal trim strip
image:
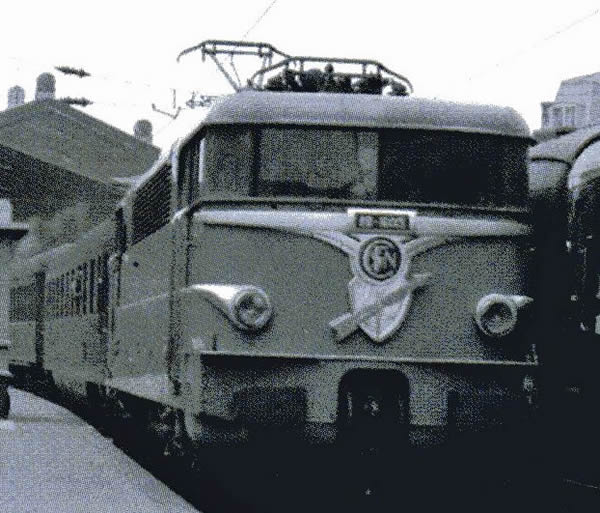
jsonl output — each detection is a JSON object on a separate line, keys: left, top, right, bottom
{"left": 193, "top": 209, "right": 530, "bottom": 237}
{"left": 198, "top": 350, "right": 538, "bottom": 367}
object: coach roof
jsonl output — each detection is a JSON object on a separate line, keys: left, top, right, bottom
{"left": 203, "top": 90, "right": 530, "bottom": 138}
{"left": 529, "top": 126, "right": 600, "bottom": 163}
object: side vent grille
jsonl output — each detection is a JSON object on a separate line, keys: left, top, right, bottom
{"left": 132, "top": 165, "right": 171, "bottom": 244}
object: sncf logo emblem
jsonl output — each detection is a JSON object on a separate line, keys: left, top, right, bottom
{"left": 359, "top": 238, "right": 401, "bottom": 281}
{"left": 314, "top": 232, "right": 451, "bottom": 343}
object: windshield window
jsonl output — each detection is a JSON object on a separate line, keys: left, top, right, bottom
{"left": 256, "top": 127, "right": 378, "bottom": 199}
{"left": 379, "top": 130, "right": 528, "bottom": 207}
{"left": 197, "top": 125, "right": 529, "bottom": 207}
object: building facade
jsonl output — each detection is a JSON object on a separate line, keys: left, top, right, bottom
{"left": 537, "top": 72, "right": 600, "bottom": 140}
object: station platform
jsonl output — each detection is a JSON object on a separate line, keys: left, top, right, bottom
{"left": 0, "top": 387, "right": 200, "bottom": 513}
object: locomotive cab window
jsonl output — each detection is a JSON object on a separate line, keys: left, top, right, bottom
{"left": 195, "top": 125, "right": 528, "bottom": 207}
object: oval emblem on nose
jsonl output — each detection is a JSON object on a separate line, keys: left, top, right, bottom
{"left": 359, "top": 238, "right": 401, "bottom": 281}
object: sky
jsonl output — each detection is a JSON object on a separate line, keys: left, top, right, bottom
{"left": 1, "top": 0, "right": 600, "bottom": 149}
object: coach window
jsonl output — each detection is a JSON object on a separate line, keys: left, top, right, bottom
{"left": 64, "top": 273, "right": 68, "bottom": 316}
{"left": 116, "top": 209, "right": 126, "bottom": 254}
{"left": 63, "top": 275, "right": 67, "bottom": 317}
{"left": 45, "top": 282, "right": 51, "bottom": 314}
{"left": 74, "top": 267, "right": 81, "bottom": 315}
{"left": 53, "top": 279, "right": 57, "bottom": 318}
{"left": 62, "top": 275, "right": 67, "bottom": 317}
{"left": 96, "top": 257, "right": 104, "bottom": 313}
{"left": 179, "top": 134, "right": 206, "bottom": 207}
{"left": 67, "top": 271, "right": 72, "bottom": 316}
{"left": 82, "top": 263, "right": 88, "bottom": 315}
{"left": 65, "top": 272, "right": 70, "bottom": 316}
{"left": 50, "top": 281, "right": 55, "bottom": 318}
{"left": 71, "top": 270, "right": 76, "bottom": 316}
{"left": 89, "top": 259, "right": 95, "bottom": 314}
{"left": 58, "top": 279, "right": 61, "bottom": 317}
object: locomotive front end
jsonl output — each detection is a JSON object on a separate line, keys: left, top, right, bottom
{"left": 174, "top": 91, "right": 535, "bottom": 450}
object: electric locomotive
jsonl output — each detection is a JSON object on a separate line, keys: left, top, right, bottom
{"left": 9, "top": 42, "right": 537, "bottom": 459}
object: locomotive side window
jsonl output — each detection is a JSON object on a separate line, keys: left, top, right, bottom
{"left": 202, "top": 127, "right": 253, "bottom": 196}
{"left": 179, "top": 135, "right": 206, "bottom": 206}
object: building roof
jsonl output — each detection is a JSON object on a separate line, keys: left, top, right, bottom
{"left": 203, "top": 90, "right": 531, "bottom": 138}
{"left": 560, "top": 72, "right": 600, "bottom": 86}
{"left": 0, "top": 100, "right": 160, "bottom": 185}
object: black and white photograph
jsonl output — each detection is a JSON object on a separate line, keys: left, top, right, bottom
{"left": 1, "top": 1, "right": 600, "bottom": 511}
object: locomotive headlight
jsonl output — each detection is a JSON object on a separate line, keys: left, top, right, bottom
{"left": 184, "top": 284, "right": 273, "bottom": 333}
{"left": 231, "top": 288, "right": 272, "bottom": 331}
{"left": 474, "top": 294, "right": 533, "bottom": 338}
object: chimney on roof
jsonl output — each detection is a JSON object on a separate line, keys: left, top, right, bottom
{"left": 7, "top": 85, "right": 25, "bottom": 109}
{"left": 133, "top": 119, "right": 153, "bottom": 144}
{"left": 35, "top": 72, "right": 56, "bottom": 101}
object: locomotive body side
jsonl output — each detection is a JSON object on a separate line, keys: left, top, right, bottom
{"left": 104, "top": 155, "right": 180, "bottom": 408}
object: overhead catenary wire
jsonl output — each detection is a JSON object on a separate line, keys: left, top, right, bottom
{"left": 241, "top": 0, "right": 279, "bottom": 40}
{"left": 463, "top": 7, "right": 600, "bottom": 85}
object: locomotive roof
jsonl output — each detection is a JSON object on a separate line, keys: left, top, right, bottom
{"left": 202, "top": 91, "right": 530, "bottom": 138}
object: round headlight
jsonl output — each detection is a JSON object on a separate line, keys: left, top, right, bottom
{"left": 231, "top": 288, "right": 272, "bottom": 331}
{"left": 475, "top": 294, "right": 518, "bottom": 338}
